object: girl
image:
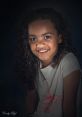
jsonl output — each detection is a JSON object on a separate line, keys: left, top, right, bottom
{"left": 22, "top": 8, "right": 81, "bottom": 117}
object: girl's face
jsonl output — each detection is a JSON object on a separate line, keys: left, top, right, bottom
{"left": 28, "top": 19, "right": 63, "bottom": 67}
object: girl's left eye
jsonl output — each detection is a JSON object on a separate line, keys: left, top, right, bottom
{"left": 44, "top": 35, "right": 51, "bottom": 40}
{"left": 29, "top": 37, "right": 37, "bottom": 43}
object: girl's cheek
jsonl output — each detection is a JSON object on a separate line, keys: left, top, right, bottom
{"left": 30, "top": 45, "right": 35, "bottom": 52}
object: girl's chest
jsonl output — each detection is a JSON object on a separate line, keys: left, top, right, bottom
{"left": 35, "top": 66, "right": 63, "bottom": 114}
{"left": 36, "top": 65, "right": 63, "bottom": 100}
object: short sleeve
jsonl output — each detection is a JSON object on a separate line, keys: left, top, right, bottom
{"left": 60, "top": 52, "right": 80, "bottom": 78}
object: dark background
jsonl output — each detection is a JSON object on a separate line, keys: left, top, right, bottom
{"left": 0, "top": 0, "right": 82, "bottom": 116}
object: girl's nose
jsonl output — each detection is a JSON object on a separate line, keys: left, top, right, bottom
{"left": 36, "top": 39, "right": 45, "bottom": 49}
{"left": 36, "top": 43, "right": 44, "bottom": 49}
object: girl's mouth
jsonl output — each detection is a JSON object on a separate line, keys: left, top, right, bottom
{"left": 37, "top": 48, "right": 49, "bottom": 53}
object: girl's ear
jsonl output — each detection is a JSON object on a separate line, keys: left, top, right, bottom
{"left": 58, "top": 34, "right": 63, "bottom": 44}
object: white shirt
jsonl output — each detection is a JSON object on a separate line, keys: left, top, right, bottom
{"left": 34, "top": 52, "right": 80, "bottom": 117}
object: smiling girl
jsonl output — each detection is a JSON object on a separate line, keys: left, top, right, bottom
{"left": 21, "top": 8, "right": 81, "bottom": 117}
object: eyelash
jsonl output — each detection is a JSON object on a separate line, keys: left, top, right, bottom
{"left": 29, "top": 37, "right": 37, "bottom": 43}
{"left": 29, "top": 35, "right": 52, "bottom": 43}
{"left": 44, "top": 35, "right": 51, "bottom": 40}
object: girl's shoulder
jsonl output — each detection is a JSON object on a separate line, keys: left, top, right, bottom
{"left": 59, "top": 52, "right": 80, "bottom": 77}
{"left": 61, "top": 52, "right": 80, "bottom": 66}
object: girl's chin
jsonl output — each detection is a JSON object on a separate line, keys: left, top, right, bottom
{"left": 39, "top": 58, "right": 51, "bottom": 65}
{"left": 38, "top": 57, "right": 49, "bottom": 62}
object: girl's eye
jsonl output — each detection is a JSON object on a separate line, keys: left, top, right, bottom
{"left": 29, "top": 37, "right": 37, "bottom": 43}
{"left": 44, "top": 35, "right": 51, "bottom": 40}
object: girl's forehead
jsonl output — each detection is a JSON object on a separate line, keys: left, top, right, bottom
{"left": 28, "top": 19, "right": 54, "bottom": 27}
{"left": 28, "top": 20, "right": 58, "bottom": 36}
{"left": 28, "top": 19, "right": 56, "bottom": 34}
{"left": 28, "top": 19, "right": 56, "bottom": 31}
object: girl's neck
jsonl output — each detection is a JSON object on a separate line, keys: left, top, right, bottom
{"left": 40, "top": 61, "right": 52, "bottom": 68}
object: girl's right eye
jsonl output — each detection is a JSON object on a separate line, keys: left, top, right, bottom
{"left": 29, "top": 37, "right": 37, "bottom": 43}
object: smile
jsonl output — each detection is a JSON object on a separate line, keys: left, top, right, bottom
{"left": 37, "top": 49, "right": 49, "bottom": 53}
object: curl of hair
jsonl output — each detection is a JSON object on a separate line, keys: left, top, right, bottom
{"left": 17, "top": 8, "right": 73, "bottom": 88}
{"left": 23, "top": 8, "right": 72, "bottom": 65}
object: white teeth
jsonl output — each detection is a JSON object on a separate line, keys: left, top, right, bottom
{"left": 39, "top": 50, "right": 47, "bottom": 52}
{"left": 37, "top": 49, "right": 48, "bottom": 53}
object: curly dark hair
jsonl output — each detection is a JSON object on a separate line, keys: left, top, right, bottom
{"left": 23, "top": 7, "right": 72, "bottom": 64}
{"left": 17, "top": 7, "right": 73, "bottom": 89}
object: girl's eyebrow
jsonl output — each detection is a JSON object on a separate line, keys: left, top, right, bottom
{"left": 42, "top": 32, "right": 54, "bottom": 36}
{"left": 29, "top": 32, "right": 54, "bottom": 37}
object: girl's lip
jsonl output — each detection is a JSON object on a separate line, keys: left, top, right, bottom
{"left": 37, "top": 48, "right": 49, "bottom": 53}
